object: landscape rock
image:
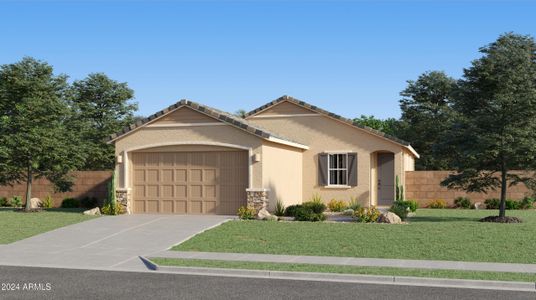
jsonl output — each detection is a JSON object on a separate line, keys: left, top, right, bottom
{"left": 83, "top": 207, "right": 101, "bottom": 216}
{"left": 342, "top": 209, "right": 355, "bottom": 216}
{"left": 473, "top": 202, "right": 483, "bottom": 210}
{"left": 30, "top": 198, "right": 42, "bottom": 208}
{"left": 264, "top": 215, "right": 278, "bottom": 221}
{"left": 257, "top": 208, "right": 272, "bottom": 220}
{"left": 377, "top": 211, "right": 402, "bottom": 224}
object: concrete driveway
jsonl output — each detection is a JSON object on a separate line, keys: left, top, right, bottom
{"left": 0, "top": 214, "right": 231, "bottom": 271}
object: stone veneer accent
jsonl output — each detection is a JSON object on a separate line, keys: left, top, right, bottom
{"left": 246, "top": 188, "right": 269, "bottom": 213}
{"left": 116, "top": 188, "right": 132, "bottom": 214}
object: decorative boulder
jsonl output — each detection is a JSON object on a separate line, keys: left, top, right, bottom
{"left": 377, "top": 212, "right": 402, "bottom": 224}
{"left": 83, "top": 207, "right": 101, "bottom": 216}
{"left": 257, "top": 208, "right": 272, "bottom": 220}
{"left": 473, "top": 202, "right": 483, "bottom": 210}
{"left": 342, "top": 208, "right": 355, "bottom": 216}
{"left": 30, "top": 198, "right": 42, "bottom": 209}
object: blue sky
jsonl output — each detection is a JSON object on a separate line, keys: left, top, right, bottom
{"left": 1, "top": 1, "right": 535, "bottom": 119}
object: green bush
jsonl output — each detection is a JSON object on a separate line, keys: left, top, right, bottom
{"left": 80, "top": 197, "right": 98, "bottom": 209}
{"left": 389, "top": 202, "right": 409, "bottom": 220}
{"left": 294, "top": 207, "right": 326, "bottom": 222}
{"left": 428, "top": 199, "right": 447, "bottom": 209}
{"left": 42, "top": 195, "right": 54, "bottom": 208}
{"left": 0, "top": 197, "right": 8, "bottom": 207}
{"left": 484, "top": 198, "right": 499, "bottom": 209}
{"left": 284, "top": 204, "right": 303, "bottom": 217}
{"left": 505, "top": 199, "right": 520, "bottom": 210}
{"left": 10, "top": 196, "right": 22, "bottom": 208}
{"left": 348, "top": 197, "right": 361, "bottom": 211}
{"left": 61, "top": 198, "right": 80, "bottom": 208}
{"left": 102, "top": 202, "right": 123, "bottom": 215}
{"left": 327, "top": 199, "right": 347, "bottom": 212}
{"left": 237, "top": 206, "right": 256, "bottom": 220}
{"left": 274, "top": 199, "right": 285, "bottom": 217}
{"left": 302, "top": 201, "right": 327, "bottom": 214}
{"left": 519, "top": 197, "right": 535, "bottom": 209}
{"left": 310, "top": 193, "right": 322, "bottom": 204}
{"left": 402, "top": 200, "right": 418, "bottom": 212}
{"left": 353, "top": 206, "right": 381, "bottom": 223}
{"left": 454, "top": 197, "right": 472, "bottom": 209}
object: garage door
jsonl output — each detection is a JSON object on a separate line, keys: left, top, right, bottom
{"left": 131, "top": 151, "right": 248, "bottom": 214}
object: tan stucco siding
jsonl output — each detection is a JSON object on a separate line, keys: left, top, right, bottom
{"left": 261, "top": 142, "right": 303, "bottom": 210}
{"left": 114, "top": 125, "right": 264, "bottom": 190}
{"left": 152, "top": 107, "right": 219, "bottom": 124}
{"left": 254, "top": 101, "right": 319, "bottom": 116}
{"left": 248, "top": 114, "right": 406, "bottom": 206}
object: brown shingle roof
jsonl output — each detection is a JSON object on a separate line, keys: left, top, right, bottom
{"left": 107, "top": 99, "right": 308, "bottom": 149}
{"left": 246, "top": 95, "right": 412, "bottom": 147}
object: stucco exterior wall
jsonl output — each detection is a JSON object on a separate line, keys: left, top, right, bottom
{"left": 248, "top": 112, "right": 407, "bottom": 206}
{"left": 261, "top": 142, "right": 303, "bottom": 210}
{"left": 114, "top": 124, "right": 264, "bottom": 190}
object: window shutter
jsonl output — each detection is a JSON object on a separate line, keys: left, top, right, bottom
{"left": 318, "top": 153, "right": 328, "bottom": 186}
{"left": 348, "top": 152, "right": 358, "bottom": 186}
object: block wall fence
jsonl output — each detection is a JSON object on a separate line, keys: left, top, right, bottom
{"left": 405, "top": 171, "right": 533, "bottom": 207}
{"left": 0, "top": 171, "right": 112, "bottom": 207}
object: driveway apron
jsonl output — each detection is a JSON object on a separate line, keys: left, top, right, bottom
{"left": 0, "top": 215, "right": 231, "bottom": 271}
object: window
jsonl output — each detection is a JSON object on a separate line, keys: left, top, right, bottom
{"left": 328, "top": 153, "right": 348, "bottom": 185}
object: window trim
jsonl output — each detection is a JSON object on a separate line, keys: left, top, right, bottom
{"left": 327, "top": 153, "right": 349, "bottom": 187}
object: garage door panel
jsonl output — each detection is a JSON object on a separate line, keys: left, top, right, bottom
{"left": 132, "top": 150, "right": 247, "bottom": 214}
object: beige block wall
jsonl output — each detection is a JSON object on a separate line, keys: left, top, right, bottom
{"left": 261, "top": 142, "right": 303, "bottom": 210}
{"left": 406, "top": 171, "right": 534, "bottom": 207}
{"left": 248, "top": 113, "right": 408, "bottom": 207}
{"left": 114, "top": 125, "right": 264, "bottom": 190}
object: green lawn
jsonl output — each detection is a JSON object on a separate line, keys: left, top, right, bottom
{"left": 173, "top": 209, "right": 536, "bottom": 264}
{"left": 150, "top": 258, "right": 536, "bottom": 283}
{"left": 0, "top": 208, "right": 98, "bottom": 244}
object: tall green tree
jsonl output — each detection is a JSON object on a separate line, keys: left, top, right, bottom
{"left": 440, "top": 33, "right": 536, "bottom": 218}
{"left": 352, "top": 115, "right": 401, "bottom": 137}
{"left": 0, "top": 57, "right": 86, "bottom": 210}
{"left": 399, "top": 71, "right": 458, "bottom": 170}
{"left": 71, "top": 73, "right": 137, "bottom": 170}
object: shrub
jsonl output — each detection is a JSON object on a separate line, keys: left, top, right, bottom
{"left": 237, "top": 206, "right": 256, "bottom": 220}
{"left": 484, "top": 198, "right": 499, "bottom": 209}
{"left": 428, "top": 199, "right": 447, "bottom": 209}
{"left": 348, "top": 197, "right": 361, "bottom": 211}
{"left": 519, "top": 197, "right": 535, "bottom": 209}
{"left": 80, "top": 197, "right": 98, "bottom": 209}
{"left": 453, "top": 197, "right": 471, "bottom": 209}
{"left": 327, "top": 199, "right": 347, "bottom": 212}
{"left": 353, "top": 206, "right": 381, "bottom": 223}
{"left": 403, "top": 200, "right": 418, "bottom": 212}
{"left": 284, "top": 204, "right": 303, "bottom": 217}
{"left": 303, "top": 201, "right": 327, "bottom": 214}
{"left": 310, "top": 193, "right": 322, "bottom": 204}
{"left": 389, "top": 202, "right": 409, "bottom": 220}
{"left": 61, "top": 198, "right": 80, "bottom": 208}
{"left": 0, "top": 197, "right": 8, "bottom": 207}
{"left": 10, "top": 196, "right": 22, "bottom": 208}
{"left": 102, "top": 202, "right": 123, "bottom": 215}
{"left": 42, "top": 195, "right": 54, "bottom": 208}
{"left": 274, "top": 199, "right": 285, "bottom": 217}
{"left": 505, "top": 199, "right": 520, "bottom": 210}
{"left": 294, "top": 207, "right": 326, "bottom": 222}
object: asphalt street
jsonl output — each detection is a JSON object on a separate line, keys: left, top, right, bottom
{"left": 0, "top": 265, "right": 533, "bottom": 300}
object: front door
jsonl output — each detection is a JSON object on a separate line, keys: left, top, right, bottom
{"left": 377, "top": 153, "right": 395, "bottom": 206}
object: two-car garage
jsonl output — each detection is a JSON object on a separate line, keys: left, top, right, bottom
{"left": 131, "top": 148, "right": 248, "bottom": 215}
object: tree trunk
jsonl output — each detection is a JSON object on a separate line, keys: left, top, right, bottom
{"left": 499, "top": 164, "right": 507, "bottom": 218}
{"left": 25, "top": 164, "right": 32, "bottom": 211}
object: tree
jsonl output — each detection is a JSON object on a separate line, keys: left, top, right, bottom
{"left": 71, "top": 73, "right": 137, "bottom": 170}
{"left": 234, "top": 109, "right": 247, "bottom": 118}
{"left": 352, "top": 115, "right": 401, "bottom": 136}
{"left": 399, "top": 71, "right": 458, "bottom": 170}
{"left": 440, "top": 33, "right": 536, "bottom": 219}
{"left": 0, "top": 57, "right": 86, "bottom": 210}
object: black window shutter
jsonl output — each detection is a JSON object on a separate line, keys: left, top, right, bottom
{"left": 318, "top": 153, "right": 328, "bottom": 186}
{"left": 348, "top": 152, "right": 358, "bottom": 186}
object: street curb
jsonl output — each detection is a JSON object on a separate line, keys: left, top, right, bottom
{"left": 142, "top": 257, "right": 536, "bottom": 292}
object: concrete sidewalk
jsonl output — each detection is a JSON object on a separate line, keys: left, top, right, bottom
{"left": 152, "top": 251, "right": 536, "bottom": 274}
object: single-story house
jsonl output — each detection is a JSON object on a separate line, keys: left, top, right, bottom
{"left": 108, "top": 95, "right": 419, "bottom": 214}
